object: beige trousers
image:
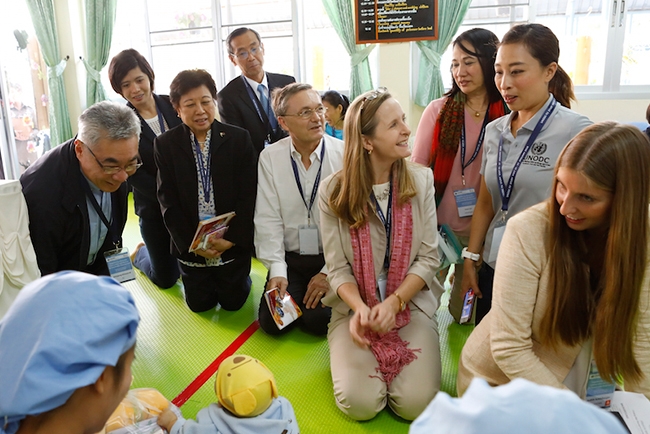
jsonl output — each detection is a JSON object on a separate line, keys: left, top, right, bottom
{"left": 327, "top": 307, "right": 441, "bottom": 421}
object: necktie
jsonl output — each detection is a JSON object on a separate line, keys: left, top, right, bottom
{"left": 257, "top": 83, "right": 278, "bottom": 130}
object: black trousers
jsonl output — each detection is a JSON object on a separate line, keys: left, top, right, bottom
{"left": 475, "top": 263, "right": 495, "bottom": 325}
{"left": 180, "top": 254, "right": 251, "bottom": 313}
{"left": 133, "top": 214, "right": 180, "bottom": 289}
{"left": 258, "top": 251, "right": 331, "bottom": 336}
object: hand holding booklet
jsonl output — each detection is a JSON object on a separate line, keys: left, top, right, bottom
{"left": 189, "top": 211, "right": 236, "bottom": 253}
{"left": 264, "top": 287, "right": 302, "bottom": 330}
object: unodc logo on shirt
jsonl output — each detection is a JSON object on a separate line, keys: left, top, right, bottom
{"left": 524, "top": 141, "right": 551, "bottom": 168}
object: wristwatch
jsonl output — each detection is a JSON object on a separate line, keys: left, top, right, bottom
{"left": 461, "top": 247, "right": 480, "bottom": 262}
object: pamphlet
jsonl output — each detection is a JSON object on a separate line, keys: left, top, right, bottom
{"left": 188, "top": 212, "right": 235, "bottom": 253}
{"left": 438, "top": 224, "right": 463, "bottom": 270}
{"left": 609, "top": 391, "right": 650, "bottom": 434}
{"left": 264, "top": 287, "right": 302, "bottom": 330}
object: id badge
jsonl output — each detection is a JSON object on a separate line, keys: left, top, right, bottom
{"left": 585, "top": 359, "right": 616, "bottom": 408}
{"left": 377, "top": 270, "right": 388, "bottom": 301}
{"left": 104, "top": 248, "right": 136, "bottom": 283}
{"left": 487, "top": 221, "right": 507, "bottom": 264}
{"left": 453, "top": 188, "right": 477, "bottom": 218}
{"left": 298, "top": 225, "right": 319, "bottom": 255}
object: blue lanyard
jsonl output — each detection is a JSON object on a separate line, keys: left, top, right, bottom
{"left": 497, "top": 97, "right": 557, "bottom": 213}
{"left": 155, "top": 103, "right": 166, "bottom": 134}
{"left": 372, "top": 181, "right": 392, "bottom": 271}
{"left": 79, "top": 171, "right": 119, "bottom": 247}
{"left": 193, "top": 135, "right": 212, "bottom": 204}
{"left": 290, "top": 140, "right": 325, "bottom": 222}
{"left": 460, "top": 111, "right": 489, "bottom": 181}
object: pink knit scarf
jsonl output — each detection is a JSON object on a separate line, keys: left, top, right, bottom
{"left": 349, "top": 180, "right": 419, "bottom": 387}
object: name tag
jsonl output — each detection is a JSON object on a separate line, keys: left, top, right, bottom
{"left": 377, "top": 270, "right": 388, "bottom": 301}
{"left": 487, "top": 222, "right": 507, "bottom": 264}
{"left": 453, "top": 188, "right": 477, "bottom": 218}
{"left": 585, "top": 359, "right": 616, "bottom": 408}
{"left": 104, "top": 248, "right": 136, "bottom": 283}
{"left": 298, "top": 225, "right": 319, "bottom": 255}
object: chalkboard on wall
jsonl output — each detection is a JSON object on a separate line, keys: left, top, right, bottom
{"left": 355, "top": 0, "right": 438, "bottom": 44}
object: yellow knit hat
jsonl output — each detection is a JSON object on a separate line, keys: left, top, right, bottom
{"left": 215, "top": 354, "right": 278, "bottom": 417}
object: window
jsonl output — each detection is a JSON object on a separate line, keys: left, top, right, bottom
{"left": 0, "top": 0, "right": 50, "bottom": 177}
{"left": 116, "top": 0, "right": 355, "bottom": 94}
{"left": 439, "top": 0, "right": 650, "bottom": 97}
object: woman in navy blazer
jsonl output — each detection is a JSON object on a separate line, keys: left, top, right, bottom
{"left": 109, "top": 49, "right": 182, "bottom": 288}
{"left": 154, "top": 69, "right": 257, "bottom": 313}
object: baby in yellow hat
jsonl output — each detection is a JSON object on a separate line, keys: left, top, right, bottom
{"left": 157, "top": 354, "right": 298, "bottom": 434}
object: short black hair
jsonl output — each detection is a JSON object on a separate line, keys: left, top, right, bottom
{"left": 108, "top": 49, "right": 155, "bottom": 94}
{"left": 169, "top": 69, "right": 218, "bottom": 109}
{"left": 226, "top": 27, "right": 262, "bottom": 54}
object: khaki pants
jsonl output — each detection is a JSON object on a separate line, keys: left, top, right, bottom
{"left": 327, "top": 308, "right": 441, "bottom": 421}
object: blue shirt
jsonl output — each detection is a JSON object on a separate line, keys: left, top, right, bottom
{"left": 325, "top": 124, "right": 343, "bottom": 140}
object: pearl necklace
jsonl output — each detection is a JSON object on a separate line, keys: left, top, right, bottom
{"left": 465, "top": 101, "right": 487, "bottom": 118}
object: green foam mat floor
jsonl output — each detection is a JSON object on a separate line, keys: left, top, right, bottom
{"left": 123, "top": 194, "right": 473, "bottom": 432}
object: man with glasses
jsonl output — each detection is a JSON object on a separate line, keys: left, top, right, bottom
{"left": 217, "top": 27, "right": 295, "bottom": 155}
{"left": 21, "top": 101, "right": 141, "bottom": 276}
{"left": 255, "top": 83, "right": 344, "bottom": 336}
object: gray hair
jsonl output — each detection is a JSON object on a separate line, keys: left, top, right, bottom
{"left": 78, "top": 101, "right": 141, "bottom": 147}
{"left": 271, "top": 83, "right": 315, "bottom": 117}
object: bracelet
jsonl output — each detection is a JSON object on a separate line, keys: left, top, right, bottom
{"left": 461, "top": 247, "right": 480, "bottom": 262}
{"left": 393, "top": 292, "right": 406, "bottom": 312}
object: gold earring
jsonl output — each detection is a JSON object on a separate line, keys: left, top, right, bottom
{"left": 367, "top": 148, "right": 373, "bottom": 155}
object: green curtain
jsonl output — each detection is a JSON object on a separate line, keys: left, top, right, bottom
{"left": 25, "top": 0, "right": 73, "bottom": 145}
{"left": 84, "top": 0, "right": 117, "bottom": 106}
{"left": 414, "top": 0, "right": 472, "bottom": 107}
{"left": 322, "top": 0, "right": 374, "bottom": 100}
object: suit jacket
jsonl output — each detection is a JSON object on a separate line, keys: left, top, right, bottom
{"left": 217, "top": 72, "right": 295, "bottom": 155}
{"left": 20, "top": 139, "right": 128, "bottom": 275}
{"left": 457, "top": 203, "right": 650, "bottom": 399}
{"left": 127, "top": 94, "right": 182, "bottom": 219}
{"left": 318, "top": 165, "right": 443, "bottom": 320}
{"left": 154, "top": 121, "right": 257, "bottom": 264}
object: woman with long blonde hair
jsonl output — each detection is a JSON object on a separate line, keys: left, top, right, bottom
{"left": 319, "top": 88, "right": 442, "bottom": 421}
{"left": 458, "top": 122, "right": 650, "bottom": 401}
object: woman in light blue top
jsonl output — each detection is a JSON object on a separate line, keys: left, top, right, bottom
{"left": 322, "top": 90, "right": 349, "bottom": 140}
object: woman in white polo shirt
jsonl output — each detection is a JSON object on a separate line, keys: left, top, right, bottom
{"left": 460, "top": 23, "right": 592, "bottom": 324}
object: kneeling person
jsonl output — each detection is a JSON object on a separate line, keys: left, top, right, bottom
{"left": 255, "top": 83, "right": 344, "bottom": 335}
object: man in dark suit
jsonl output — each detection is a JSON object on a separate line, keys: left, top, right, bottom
{"left": 20, "top": 101, "right": 141, "bottom": 276}
{"left": 217, "top": 27, "right": 295, "bottom": 155}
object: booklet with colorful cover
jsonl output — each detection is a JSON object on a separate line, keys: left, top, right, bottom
{"left": 188, "top": 211, "right": 236, "bottom": 253}
{"left": 264, "top": 287, "right": 303, "bottom": 330}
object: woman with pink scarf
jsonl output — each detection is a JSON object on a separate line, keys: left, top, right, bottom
{"left": 319, "top": 88, "right": 442, "bottom": 421}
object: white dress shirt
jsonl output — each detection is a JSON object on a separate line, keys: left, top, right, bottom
{"left": 255, "top": 134, "right": 344, "bottom": 280}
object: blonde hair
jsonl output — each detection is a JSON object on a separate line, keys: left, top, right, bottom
{"left": 541, "top": 122, "right": 650, "bottom": 383}
{"left": 328, "top": 89, "right": 416, "bottom": 228}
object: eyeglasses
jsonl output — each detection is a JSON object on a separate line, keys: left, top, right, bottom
{"left": 232, "top": 46, "right": 261, "bottom": 61}
{"left": 83, "top": 142, "right": 142, "bottom": 175}
{"left": 360, "top": 87, "right": 388, "bottom": 111}
{"left": 282, "top": 105, "right": 326, "bottom": 120}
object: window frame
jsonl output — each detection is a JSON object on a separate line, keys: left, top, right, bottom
{"left": 456, "top": 0, "right": 650, "bottom": 100}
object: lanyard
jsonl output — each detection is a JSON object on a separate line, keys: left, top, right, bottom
{"left": 460, "top": 111, "right": 490, "bottom": 184}
{"left": 193, "top": 135, "right": 212, "bottom": 204}
{"left": 79, "top": 172, "right": 119, "bottom": 248}
{"left": 497, "top": 97, "right": 557, "bottom": 214}
{"left": 290, "top": 140, "right": 325, "bottom": 222}
{"left": 242, "top": 76, "right": 273, "bottom": 132}
{"left": 372, "top": 181, "right": 393, "bottom": 271}
{"left": 155, "top": 102, "right": 166, "bottom": 134}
